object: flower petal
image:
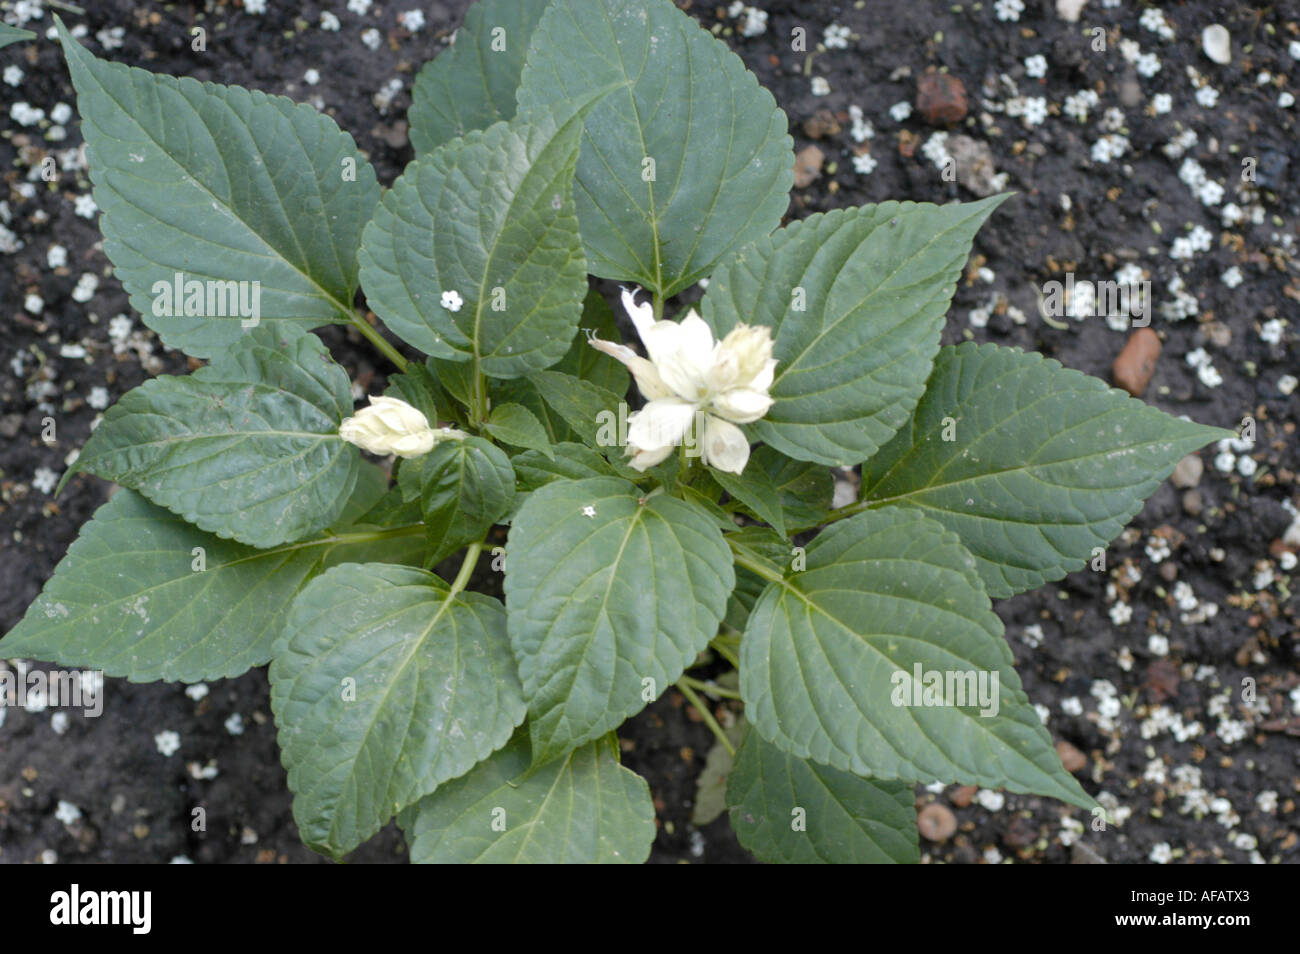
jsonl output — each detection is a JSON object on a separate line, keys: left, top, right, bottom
{"left": 620, "top": 286, "right": 657, "bottom": 341}
{"left": 711, "top": 387, "right": 773, "bottom": 424}
{"left": 588, "top": 335, "right": 673, "bottom": 400}
{"left": 628, "top": 398, "right": 697, "bottom": 454}
{"left": 628, "top": 443, "right": 676, "bottom": 471}
{"left": 700, "top": 415, "right": 750, "bottom": 474}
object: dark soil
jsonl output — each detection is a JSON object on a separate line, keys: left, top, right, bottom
{"left": 2, "top": 0, "right": 1297, "bottom": 864}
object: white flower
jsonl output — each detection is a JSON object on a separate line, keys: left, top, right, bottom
{"left": 338, "top": 395, "right": 462, "bottom": 459}
{"left": 588, "top": 288, "right": 777, "bottom": 474}
{"left": 441, "top": 289, "right": 464, "bottom": 312}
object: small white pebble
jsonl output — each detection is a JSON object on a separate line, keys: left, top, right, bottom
{"left": 398, "top": 9, "right": 425, "bottom": 31}
{"left": 154, "top": 729, "right": 181, "bottom": 756}
{"left": 32, "top": 467, "right": 58, "bottom": 495}
{"left": 810, "top": 76, "right": 830, "bottom": 97}
{"left": 55, "top": 800, "right": 82, "bottom": 825}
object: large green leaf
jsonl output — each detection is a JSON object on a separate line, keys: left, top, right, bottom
{"left": 0, "top": 491, "right": 424, "bottom": 683}
{"left": 0, "top": 23, "right": 36, "bottom": 49}
{"left": 69, "top": 326, "right": 359, "bottom": 548}
{"left": 726, "top": 727, "right": 919, "bottom": 864}
{"left": 358, "top": 108, "right": 587, "bottom": 378}
{"left": 57, "top": 22, "right": 379, "bottom": 358}
{"left": 860, "top": 343, "right": 1235, "bottom": 598}
{"left": 270, "top": 563, "right": 525, "bottom": 859}
{"left": 408, "top": 0, "right": 551, "bottom": 155}
{"left": 739, "top": 507, "right": 1093, "bottom": 809}
{"left": 421, "top": 436, "right": 515, "bottom": 563}
{"left": 400, "top": 731, "right": 654, "bottom": 863}
{"left": 516, "top": 0, "right": 794, "bottom": 298}
{"left": 505, "top": 477, "right": 734, "bottom": 763}
{"left": 699, "top": 198, "right": 1006, "bottom": 466}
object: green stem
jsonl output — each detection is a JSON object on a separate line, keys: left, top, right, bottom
{"left": 449, "top": 541, "right": 483, "bottom": 595}
{"left": 470, "top": 370, "right": 489, "bottom": 430}
{"left": 330, "top": 524, "right": 424, "bottom": 546}
{"left": 676, "top": 679, "right": 735, "bottom": 757}
{"left": 728, "top": 541, "right": 788, "bottom": 587}
{"left": 710, "top": 631, "right": 741, "bottom": 668}
{"left": 680, "top": 674, "right": 742, "bottom": 701}
{"left": 652, "top": 291, "right": 664, "bottom": 320}
{"left": 786, "top": 494, "right": 888, "bottom": 535}
{"left": 350, "top": 311, "right": 409, "bottom": 373}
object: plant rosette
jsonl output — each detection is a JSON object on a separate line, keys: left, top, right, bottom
{"left": 3, "top": 2, "right": 1233, "bottom": 864}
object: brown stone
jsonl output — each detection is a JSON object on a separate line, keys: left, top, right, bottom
{"left": 917, "top": 802, "right": 958, "bottom": 842}
{"left": 792, "top": 144, "right": 824, "bottom": 188}
{"left": 1182, "top": 489, "right": 1203, "bottom": 516}
{"left": 949, "top": 784, "right": 978, "bottom": 808}
{"left": 917, "top": 72, "right": 968, "bottom": 125}
{"left": 1112, "top": 327, "right": 1161, "bottom": 396}
{"left": 802, "top": 108, "right": 841, "bottom": 139}
{"left": 1056, "top": 739, "right": 1088, "bottom": 773}
{"left": 1171, "top": 453, "right": 1204, "bottom": 489}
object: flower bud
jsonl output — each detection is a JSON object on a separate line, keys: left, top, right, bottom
{"left": 339, "top": 395, "right": 458, "bottom": 459}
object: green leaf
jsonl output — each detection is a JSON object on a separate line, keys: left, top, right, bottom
{"left": 739, "top": 506, "right": 1093, "bottom": 809}
{"left": 528, "top": 369, "right": 625, "bottom": 456}
{"left": 358, "top": 107, "right": 587, "bottom": 378}
{"left": 332, "top": 462, "right": 390, "bottom": 528}
{"left": 68, "top": 326, "right": 358, "bottom": 548}
{"left": 408, "top": 0, "right": 551, "bottom": 155}
{"left": 385, "top": 362, "right": 457, "bottom": 428}
{"left": 505, "top": 477, "right": 734, "bottom": 763}
{"left": 753, "top": 446, "right": 833, "bottom": 530}
{"left": 431, "top": 358, "right": 475, "bottom": 410}
{"left": 421, "top": 437, "right": 515, "bottom": 562}
{"left": 678, "top": 483, "right": 737, "bottom": 535}
{"left": 270, "top": 563, "right": 525, "bottom": 859}
{"left": 513, "top": 442, "right": 615, "bottom": 491}
{"left": 726, "top": 727, "right": 919, "bottom": 864}
{"left": 485, "top": 403, "right": 554, "bottom": 458}
{"left": 516, "top": 0, "right": 793, "bottom": 298}
{"left": 550, "top": 289, "right": 630, "bottom": 397}
{"left": 400, "top": 731, "right": 654, "bottom": 863}
{"left": 699, "top": 197, "right": 1007, "bottom": 466}
{"left": 67, "top": 326, "right": 358, "bottom": 548}
{"left": 860, "top": 342, "right": 1236, "bottom": 598}
{"left": 57, "top": 22, "right": 379, "bottom": 358}
{"left": 355, "top": 484, "right": 424, "bottom": 530}
{"left": 0, "top": 24, "right": 37, "bottom": 49}
{"left": 712, "top": 465, "right": 786, "bottom": 537}
{"left": 0, "top": 491, "right": 424, "bottom": 683}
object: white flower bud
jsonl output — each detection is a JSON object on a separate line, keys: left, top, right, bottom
{"left": 338, "top": 395, "right": 460, "bottom": 459}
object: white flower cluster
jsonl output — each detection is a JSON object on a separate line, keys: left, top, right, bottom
{"left": 588, "top": 288, "right": 778, "bottom": 474}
